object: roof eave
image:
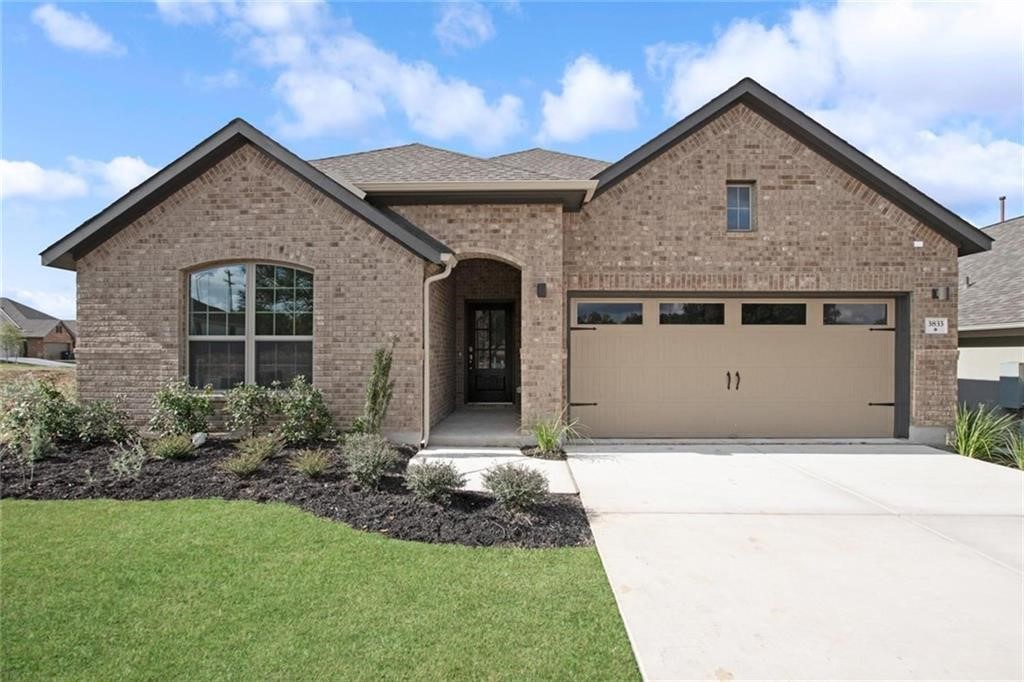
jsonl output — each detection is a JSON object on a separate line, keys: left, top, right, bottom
{"left": 359, "top": 180, "right": 598, "bottom": 210}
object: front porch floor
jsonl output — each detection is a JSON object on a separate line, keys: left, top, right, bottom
{"left": 429, "top": 404, "right": 527, "bottom": 447}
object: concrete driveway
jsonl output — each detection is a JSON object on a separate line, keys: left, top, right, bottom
{"left": 567, "top": 444, "right": 1023, "bottom": 681}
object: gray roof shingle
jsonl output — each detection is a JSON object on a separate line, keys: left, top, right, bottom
{"left": 490, "top": 148, "right": 610, "bottom": 179}
{"left": 0, "top": 297, "right": 61, "bottom": 338}
{"left": 958, "top": 216, "right": 1024, "bottom": 328}
{"left": 310, "top": 143, "right": 559, "bottom": 184}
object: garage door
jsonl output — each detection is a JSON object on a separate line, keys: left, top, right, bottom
{"left": 43, "top": 342, "right": 71, "bottom": 360}
{"left": 569, "top": 298, "right": 895, "bottom": 438}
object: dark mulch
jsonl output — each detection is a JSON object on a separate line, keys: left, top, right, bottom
{"left": 0, "top": 440, "right": 592, "bottom": 548}
{"left": 521, "top": 446, "right": 566, "bottom": 460}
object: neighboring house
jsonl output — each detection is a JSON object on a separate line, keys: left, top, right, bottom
{"left": 0, "top": 297, "right": 77, "bottom": 360}
{"left": 957, "top": 215, "right": 1024, "bottom": 408}
{"left": 40, "top": 78, "right": 991, "bottom": 444}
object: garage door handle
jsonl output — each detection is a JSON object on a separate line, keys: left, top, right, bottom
{"left": 735, "top": 371, "right": 740, "bottom": 391}
{"left": 726, "top": 371, "right": 731, "bottom": 390}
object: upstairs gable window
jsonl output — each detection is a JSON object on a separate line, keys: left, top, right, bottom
{"left": 727, "top": 183, "right": 755, "bottom": 231}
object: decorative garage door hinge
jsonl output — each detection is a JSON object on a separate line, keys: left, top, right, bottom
{"left": 869, "top": 327, "right": 896, "bottom": 332}
{"left": 569, "top": 402, "right": 598, "bottom": 407}
{"left": 569, "top": 326, "right": 597, "bottom": 331}
{"left": 868, "top": 402, "right": 896, "bottom": 407}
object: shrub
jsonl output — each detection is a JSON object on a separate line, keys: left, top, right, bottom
{"left": 0, "top": 378, "right": 78, "bottom": 450}
{"left": 78, "top": 398, "right": 133, "bottom": 445}
{"left": 149, "top": 434, "right": 196, "bottom": 461}
{"left": 482, "top": 463, "right": 549, "bottom": 513}
{"left": 24, "top": 421, "right": 55, "bottom": 462}
{"left": 342, "top": 433, "right": 396, "bottom": 489}
{"left": 224, "top": 383, "right": 278, "bottom": 437}
{"left": 947, "top": 403, "right": 1016, "bottom": 460}
{"left": 221, "top": 451, "right": 265, "bottom": 477}
{"left": 353, "top": 342, "right": 395, "bottom": 434}
{"left": 236, "top": 434, "right": 282, "bottom": 462}
{"left": 289, "top": 448, "right": 334, "bottom": 478}
{"left": 109, "top": 438, "right": 147, "bottom": 480}
{"left": 405, "top": 460, "right": 466, "bottom": 505}
{"left": 531, "top": 408, "right": 582, "bottom": 455}
{"left": 278, "top": 376, "right": 334, "bottom": 445}
{"left": 998, "top": 428, "right": 1024, "bottom": 470}
{"left": 149, "top": 378, "right": 214, "bottom": 436}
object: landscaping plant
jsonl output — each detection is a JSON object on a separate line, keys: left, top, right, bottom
{"left": 531, "top": 408, "right": 582, "bottom": 456}
{"left": 353, "top": 342, "right": 395, "bottom": 434}
{"left": 109, "top": 438, "right": 147, "bottom": 480}
{"left": 342, "top": 433, "right": 396, "bottom": 488}
{"left": 0, "top": 378, "right": 78, "bottom": 451}
{"left": 482, "top": 463, "right": 549, "bottom": 513}
{"left": 405, "top": 460, "right": 466, "bottom": 505}
{"left": 149, "top": 434, "right": 196, "bottom": 461}
{"left": 947, "top": 403, "right": 1017, "bottom": 460}
{"left": 78, "top": 398, "right": 133, "bottom": 445}
{"left": 278, "top": 376, "right": 334, "bottom": 444}
{"left": 999, "top": 428, "right": 1024, "bottom": 470}
{"left": 149, "top": 378, "right": 214, "bottom": 436}
{"left": 221, "top": 451, "right": 265, "bottom": 477}
{"left": 288, "top": 449, "right": 334, "bottom": 478}
{"left": 224, "top": 383, "right": 278, "bottom": 438}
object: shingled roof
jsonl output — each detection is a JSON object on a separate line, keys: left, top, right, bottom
{"left": 0, "top": 297, "right": 68, "bottom": 338}
{"left": 490, "top": 148, "right": 610, "bottom": 180}
{"left": 310, "top": 143, "right": 559, "bottom": 184}
{"left": 959, "top": 216, "right": 1024, "bottom": 329}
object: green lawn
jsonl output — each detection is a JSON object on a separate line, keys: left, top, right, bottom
{"left": 0, "top": 499, "right": 638, "bottom": 681}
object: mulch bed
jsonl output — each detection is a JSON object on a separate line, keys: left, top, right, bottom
{"left": 521, "top": 446, "right": 566, "bottom": 460}
{"left": 0, "top": 440, "right": 592, "bottom": 548}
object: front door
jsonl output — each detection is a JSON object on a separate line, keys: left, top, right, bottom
{"left": 467, "top": 302, "right": 514, "bottom": 403}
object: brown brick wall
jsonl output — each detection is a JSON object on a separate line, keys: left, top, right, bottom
{"left": 76, "top": 143, "right": 425, "bottom": 438}
{"left": 392, "top": 205, "right": 564, "bottom": 428}
{"left": 428, "top": 269, "right": 455, "bottom": 426}
{"left": 564, "top": 103, "right": 959, "bottom": 428}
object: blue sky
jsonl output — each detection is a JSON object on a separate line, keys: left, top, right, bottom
{"left": 2, "top": 1, "right": 1022, "bottom": 319}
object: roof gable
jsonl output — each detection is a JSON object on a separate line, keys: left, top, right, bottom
{"left": 41, "top": 119, "right": 451, "bottom": 270}
{"left": 593, "top": 78, "right": 992, "bottom": 256}
{"left": 0, "top": 297, "right": 61, "bottom": 338}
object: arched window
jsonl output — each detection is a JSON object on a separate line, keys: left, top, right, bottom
{"left": 188, "top": 263, "right": 313, "bottom": 390}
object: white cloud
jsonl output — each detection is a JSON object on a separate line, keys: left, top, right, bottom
{"left": 31, "top": 3, "right": 125, "bottom": 55}
{"left": 69, "top": 156, "right": 159, "bottom": 196}
{"left": 154, "top": 0, "right": 222, "bottom": 25}
{"left": 540, "top": 55, "right": 642, "bottom": 142}
{"left": 10, "top": 289, "right": 76, "bottom": 320}
{"left": 172, "top": 1, "right": 524, "bottom": 147}
{"left": 434, "top": 2, "right": 495, "bottom": 52}
{"left": 186, "top": 68, "right": 245, "bottom": 90}
{"left": 646, "top": 0, "right": 1024, "bottom": 223}
{"left": 0, "top": 160, "right": 88, "bottom": 200}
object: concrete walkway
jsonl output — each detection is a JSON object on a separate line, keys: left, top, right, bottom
{"left": 412, "top": 447, "right": 577, "bottom": 494}
{"left": 2, "top": 357, "right": 75, "bottom": 368}
{"left": 567, "top": 444, "right": 1023, "bottom": 681}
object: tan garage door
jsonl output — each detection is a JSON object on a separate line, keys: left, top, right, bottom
{"left": 569, "top": 298, "right": 895, "bottom": 438}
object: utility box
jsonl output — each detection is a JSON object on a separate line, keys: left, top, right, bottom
{"left": 997, "top": 362, "right": 1024, "bottom": 409}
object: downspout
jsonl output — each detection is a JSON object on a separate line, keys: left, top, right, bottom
{"left": 421, "top": 253, "right": 457, "bottom": 448}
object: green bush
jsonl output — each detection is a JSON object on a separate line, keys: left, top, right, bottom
{"left": 24, "top": 421, "right": 55, "bottom": 462}
{"left": 149, "top": 434, "right": 196, "bottom": 461}
{"left": 236, "top": 434, "right": 282, "bottom": 462}
{"left": 289, "top": 449, "right": 334, "bottom": 478}
{"left": 278, "top": 376, "right": 334, "bottom": 445}
{"left": 342, "top": 434, "right": 396, "bottom": 489}
{"left": 353, "top": 342, "right": 395, "bottom": 434}
{"left": 109, "top": 438, "right": 147, "bottom": 480}
{"left": 947, "top": 403, "right": 1017, "bottom": 460}
{"left": 999, "top": 428, "right": 1024, "bottom": 470}
{"left": 224, "top": 383, "right": 278, "bottom": 437}
{"left": 78, "top": 398, "right": 133, "bottom": 445}
{"left": 149, "top": 378, "right": 214, "bottom": 436}
{"left": 405, "top": 460, "right": 466, "bottom": 505}
{"left": 0, "top": 378, "right": 78, "bottom": 450}
{"left": 221, "top": 451, "right": 265, "bottom": 477}
{"left": 531, "top": 408, "right": 582, "bottom": 455}
{"left": 482, "top": 463, "right": 549, "bottom": 513}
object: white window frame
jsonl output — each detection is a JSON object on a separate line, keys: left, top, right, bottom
{"left": 726, "top": 182, "right": 755, "bottom": 232}
{"left": 186, "top": 262, "right": 314, "bottom": 389}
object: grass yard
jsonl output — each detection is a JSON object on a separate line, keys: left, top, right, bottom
{"left": 0, "top": 361, "right": 75, "bottom": 395}
{"left": 0, "top": 499, "right": 639, "bottom": 681}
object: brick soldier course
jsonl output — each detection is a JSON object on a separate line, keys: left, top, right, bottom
{"left": 41, "top": 79, "right": 990, "bottom": 444}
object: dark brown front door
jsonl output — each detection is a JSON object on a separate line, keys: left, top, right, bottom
{"left": 466, "top": 302, "right": 513, "bottom": 403}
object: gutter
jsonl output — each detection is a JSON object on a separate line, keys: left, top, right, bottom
{"left": 420, "top": 253, "right": 457, "bottom": 448}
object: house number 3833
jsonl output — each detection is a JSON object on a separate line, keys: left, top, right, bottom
{"left": 925, "top": 317, "right": 948, "bottom": 334}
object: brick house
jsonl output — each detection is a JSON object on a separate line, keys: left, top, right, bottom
{"left": 0, "top": 297, "right": 76, "bottom": 360}
{"left": 41, "top": 79, "right": 991, "bottom": 444}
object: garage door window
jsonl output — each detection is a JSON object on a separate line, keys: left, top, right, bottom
{"left": 659, "top": 303, "right": 725, "bottom": 325}
{"left": 823, "top": 303, "right": 887, "bottom": 325}
{"left": 741, "top": 303, "right": 806, "bottom": 325}
{"left": 577, "top": 302, "right": 643, "bottom": 325}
